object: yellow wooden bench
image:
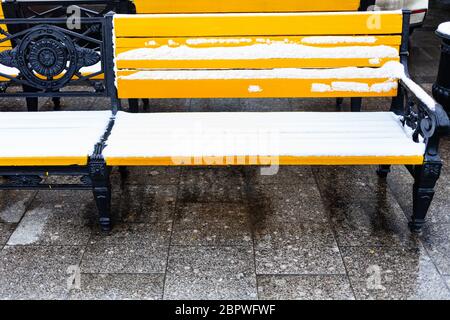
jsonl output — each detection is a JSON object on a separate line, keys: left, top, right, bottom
{"left": 0, "top": 10, "right": 448, "bottom": 234}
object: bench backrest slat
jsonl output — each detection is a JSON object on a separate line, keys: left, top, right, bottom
{"left": 112, "top": 11, "right": 405, "bottom": 100}
{"left": 134, "top": 0, "right": 363, "bottom": 14}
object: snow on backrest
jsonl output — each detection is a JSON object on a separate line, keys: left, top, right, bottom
{"left": 112, "top": 11, "right": 404, "bottom": 99}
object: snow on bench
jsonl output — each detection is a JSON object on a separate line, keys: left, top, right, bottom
{"left": 102, "top": 111, "right": 425, "bottom": 166}
{"left": 0, "top": 111, "right": 112, "bottom": 166}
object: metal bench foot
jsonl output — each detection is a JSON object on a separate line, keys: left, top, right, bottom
{"left": 89, "top": 157, "right": 112, "bottom": 232}
{"left": 411, "top": 161, "right": 442, "bottom": 233}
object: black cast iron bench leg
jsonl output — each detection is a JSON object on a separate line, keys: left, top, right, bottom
{"left": 410, "top": 161, "right": 442, "bottom": 233}
{"left": 89, "top": 158, "right": 112, "bottom": 232}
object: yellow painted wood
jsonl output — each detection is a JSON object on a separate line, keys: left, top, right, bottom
{"left": 105, "top": 155, "right": 424, "bottom": 166}
{"left": 113, "top": 11, "right": 403, "bottom": 37}
{"left": 133, "top": 0, "right": 361, "bottom": 13}
{"left": 115, "top": 36, "right": 402, "bottom": 49}
{"left": 116, "top": 76, "right": 398, "bottom": 99}
{"left": 0, "top": 157, "right": 88, "bottom": 166}
{"left": 116, "top": 57, "right": 399, "bottom": 70}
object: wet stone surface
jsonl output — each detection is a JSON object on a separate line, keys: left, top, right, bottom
{"left": 0, "top": 1, "right": 450, "bottom": 300}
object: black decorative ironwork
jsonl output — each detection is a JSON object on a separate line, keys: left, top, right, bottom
{"left": 0, "top": 24, "right": 100, "bottom": 90}
{"left": 433, "top": 27, "right": 450, "bottom": 115}
{"left": 0, "top": 16, "right": 110, "bottom": 98}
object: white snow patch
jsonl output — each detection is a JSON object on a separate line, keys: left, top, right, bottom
{"left": 7, "top": 209, "right": 50, "bottom": 245}
{"left": 0, "top": 111, "right": 112, "bottom": 158}
{"left": 248, "top": 85, "right": 263, "bottom": 93}
{"left": 301, "top": 36, "right": 377, "bottom": 44}
{"left": 369, "top": 58, "right": 381, "bottom": 65}
{"left": 121, "top": 61, "right": 405, "bottom": 80}
{"left": 186, "top": 38, "right": 252, "bottom": 45}
{"left": 437, "top": 22, "right": 450, "bottom": 37}
{"left": 117, "top": 43, "right": 399, "bottom": 61}
{"left": 311, "top": 81, "right": 398, "bottom": 93}
{"left": 102, "top": 111, "right": 425, "bottom": 160}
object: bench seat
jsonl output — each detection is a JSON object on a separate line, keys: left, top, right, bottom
{"left": 0, "top": 111, "right": 112, "bottom": 166}
{"left": 102, "top": 111, "right": 425, "bottom": 166}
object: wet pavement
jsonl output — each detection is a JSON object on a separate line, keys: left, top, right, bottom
{"left": 1, "top": 2, "right": 450, "bottom": 300}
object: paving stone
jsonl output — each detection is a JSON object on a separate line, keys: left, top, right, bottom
{"left": 341, "top": 246, "right": 450, "bottom": 299}
{"left": 172, "top": 203, "right": 252, "bottom": 246}
{"left": 241, "top": 166, "right": 316, "bottom": 186}
{"left": 190, "top": 99, "right": 241, "bottom": 112}
{"left": 164, "top": 246, "right": 257, "bottom": 300}
{"left": 112, "top": 185, "right": 177, "bottom": 223}
{"left": 0, "top": 245, "right": 83, "bottom": 299}
{"left": 0, "top": 223, "right": 15, "bottom": 246}
{"left": 110, "top": 166, "right": 181, "bottom": 186}
{"left": 179, "top": 167, "right": 246, "bottom": 203}
{"left": 255, "top": 241, "right": 344, "bottom": 275}
{"left": 257, "top": 275, "right": 354, "bottom": 300}
{"left": 0, "top": 189, "right": 36, "bottom": 223}
{"left": 7, "top": 191, "right": 93, "bottom": 246}
{"left": 387, "top": 165, "right": 450, "bottom": 224}
{"left": 246, "top": 184, "right": 329, "bottom": 226}
{"left": 420, "top": 223, "right": 450, "bottom": 275}
{"left": 81, "top": 241, "right": 169, "bottom": 274}
{"left": 69, "top": 273, "right": 164, "bottom": 300}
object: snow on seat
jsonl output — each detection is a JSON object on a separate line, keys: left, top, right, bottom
{"left": 102, "top": 111, "right": 425, "bottom": 166}
{"left": 0, "top": 111, "right": 112, "bottom": 166}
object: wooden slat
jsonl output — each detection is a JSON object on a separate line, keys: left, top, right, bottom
{"left": 113, "top": 11, "right": 404, "bottom": 37}
{"left": 115, "top": 35, "right": 401, "bottom": 69}
{"left": 116, "top": 57, "right": 399, "bottom": 69}
{"left": 0, "top": 157, "right": 88, "bottom": 166}
{"left": 117, "top": 76, "right": 399, "bottom": 99}
{"left": 115, "top": 36, "right": 402, "bottom": 49}
{"left": 105, "top": 155, "right": 424, "bottom": 166}
{"left": 134, "top": 0, "right": 362, "bottom": 14}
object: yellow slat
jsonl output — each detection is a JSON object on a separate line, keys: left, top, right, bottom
{"left": 0, "top": 157, "right": 88, "bottom": 166}
{"left": 113, "top": 11, "right": 403, "bottom": 37}
{"left": 105, "top": 155, "right": 424, "bottom": 166}
{"left": 115, "top": 35, "right": 402, "bottom": 49}
{"left": 116, "top": 57, "right": 399, "bottom": 69}
{"left": 134, "top": 0, "right": 361, "bottom": 13}
{"left": 116, "top": 77, "right": 399, "bottom": 99}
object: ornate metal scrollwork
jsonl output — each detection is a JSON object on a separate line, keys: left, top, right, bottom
{"left": 0, "top": 24, "right": 100, "bottom": 91}
{"left": 6, "top": 175, "right": 43, "bottom": 186}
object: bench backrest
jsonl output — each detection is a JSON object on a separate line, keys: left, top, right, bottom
{"left": 133, "top": 0, "right": 369, "bottom": 13}
{"left": 112, "top": 10, "right": 407, "bottom": 100}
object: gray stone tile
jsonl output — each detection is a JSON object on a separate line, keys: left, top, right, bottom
{"left": 90, "top": 221, "right": 172, "bottom": 245}
{"left": 325, "top": 195, "right": 419, "bottom": 248}
{"left": 246, "top": 184, "right": 329, "bottom": 226}
{"left": 239, "top": 98, "right": 292, "bottom": 111}
{"left": 242, "top": 166, "right": 316, "bottom": 186}
{"left": 172, "top": 203, "right": 252, "bottom": 246}
{"left": 81, "top": 241, "right": 169, "bottom": 274}
{"left": 179, "top": 167, "right": 246, "bottom": 203}
{"left": 387, "top": 166, "right": 450, "bottom": 224}
{"left": 340, "top": 246, "right": 450, "bottom": 299}
{"left": 255, "top": 241, "right": 344, "bottom": 275}
{"left": 349, "top": 270, "right": 450, "bottom": 300}
{"left": 164, "top": 246, "right": 257, "bottom": 300}
{"left": 341, "top": 246, "right": 436, "bottom": 276}
{"left": 0, "top": 223, "right": 15, "bottom": 246}
{"left": 112, "top": 185, "right": 177, "bottom": 223}
{"left": 257, "top": 275, "right": 354, "bottom": 300}
{"left": 111, "top": 166, "right": 181, "bottom": 186}
{"left": 69, "top": 273, "right": 164, "bottom": 300}
{"left": 420, "top": 223, "right": 450, "bottom": 275}
{"left": 0, "top": 245, "right": 83, "bottom": 299}
{"left": 7, "top": 191, "right": 93, "bottom": 246}
{"left": 0, "top": 189, "right": 36, "bottom": 223}
{"left": 189, "top": 99, "right": 241, "bottom": 112}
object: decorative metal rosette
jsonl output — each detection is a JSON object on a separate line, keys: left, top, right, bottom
{"left": 0, "top": 24, "right": 101, "bottom": 91}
